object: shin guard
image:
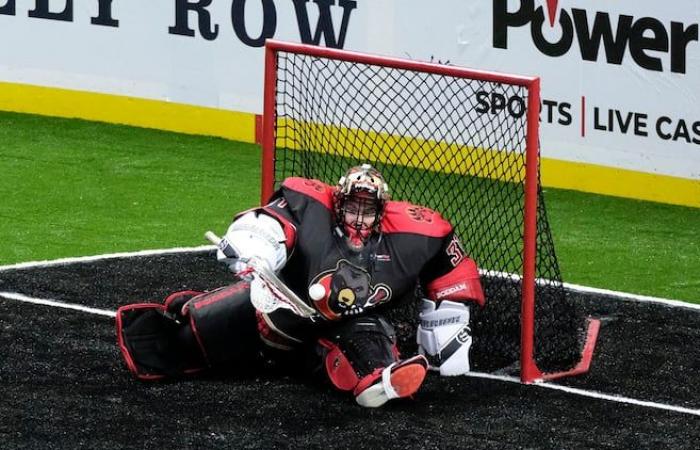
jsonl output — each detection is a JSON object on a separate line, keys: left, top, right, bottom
{"left": 116, "top": 303, "right": 206, "bottom": 380}
{"left": 184, "top": 282, "right": 260, "bottom": 368}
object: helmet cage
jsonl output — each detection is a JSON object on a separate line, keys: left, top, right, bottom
{"left": 334, "top": 164, "right": 389, "bottom": 241}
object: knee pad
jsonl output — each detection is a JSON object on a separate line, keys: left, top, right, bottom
{"left": 417, "top": 300, "right": 473, "bottom": 375}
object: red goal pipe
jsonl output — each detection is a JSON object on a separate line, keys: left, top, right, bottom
{"left": 265, "top": 39, "right": 538, "bottom": 88}
{"left": 261, "top": 39, "right": 539, "bottom": 201}
{"left": 260, "top": 40, "right": 594, "bottom": 383}
{"left": 261, "top": 44, "right": 278, "bottom": 203}
{"left": 521, "top": 78, "right": 543, "bottom": 383}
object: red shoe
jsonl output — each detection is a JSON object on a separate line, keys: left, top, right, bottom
{"left": 353, "top": 355, "right": 428, "bottom": 408}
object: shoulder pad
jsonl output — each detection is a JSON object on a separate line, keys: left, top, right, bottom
{"left": 282, "top": 177, "right": 334, "bottom": 210}
{"left": 381, "top": 201, "right": 453, "bottom": 237}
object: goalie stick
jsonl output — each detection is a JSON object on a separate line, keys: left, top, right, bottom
{"left": 204, "top": 231, "right": 318, "bottom": 320}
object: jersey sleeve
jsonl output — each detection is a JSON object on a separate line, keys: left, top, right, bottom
{"left": 233, "top": 193, "right": 298, "bottom": 255}
{"left": 420, "top": 231, "right": 485, "bottom": 307}
{"left": 258, "top": 196, "right": 299, "bottom": 254}
{"left": 235, "top": 177, "right": 334, "bottom": 255}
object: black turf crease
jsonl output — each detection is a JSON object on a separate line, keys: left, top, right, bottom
{"left": 0, "top": 252, "right": 698, "bottom": 449}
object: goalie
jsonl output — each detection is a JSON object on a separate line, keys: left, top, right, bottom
{"left": 117, "top": 164, "right": 485, "bottom": 407}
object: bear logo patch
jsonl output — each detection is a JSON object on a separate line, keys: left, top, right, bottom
{"left": 309, "top": 260, "right": 392, "bottom": 320}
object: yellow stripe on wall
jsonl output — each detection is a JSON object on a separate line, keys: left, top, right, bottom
{"left": 277, "top": 118, "right": 526, "bottom": 183}
{"left": 0, "top": 81, "right": 256, "bottom": 143}
{"left": 1, "top": 81, "right": 697, "bottom": 208}
{"left": 279, "top": 118, "right": 700, "bottom": 208}
{"left": 542, "top": 159, "right": 700, "bottom": 208}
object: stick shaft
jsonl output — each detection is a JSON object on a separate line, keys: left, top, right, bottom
{"left": 204, "top": 230, "right": 316, "bottom": 318}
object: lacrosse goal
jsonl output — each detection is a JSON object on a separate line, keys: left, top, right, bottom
{"left": 259, "top": 40, "right": 598, "bottom": 383}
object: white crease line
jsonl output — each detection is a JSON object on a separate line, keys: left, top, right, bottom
{"left": 0, "top": 292, "right": 116, "bottom": 318}
{"left": 466, "top": 371, "right": 700, "bottom": 417}
{"left": 0, "top": 245, "right": 214, "bottom": 272}
{"left": 2, "top": 291, "right": 699, "bottom": 417}
{"left": 562, "top": 282, "right": 700, "bottom": 310}
{"left": 482, "top": 268, "right": 700, "bottom": 310}
{"left": 1, "top": 247, "right": 697, "bottom": 309}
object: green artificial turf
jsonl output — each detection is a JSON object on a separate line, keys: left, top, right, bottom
{"left": 0, "top": 111, "right": 260, "bottom": 262}
{"left": 545, "top": 188, "right": 700, "bottom": 302}
{"left": 1, "top": 111, "right": 698, "bottom": 303}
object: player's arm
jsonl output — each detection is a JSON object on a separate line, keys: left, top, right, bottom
{"left": 417, "top": 231, "right": 485, "bottom": 376}
{"left": 216, "top": 196, "right": 298, "bottom": 273}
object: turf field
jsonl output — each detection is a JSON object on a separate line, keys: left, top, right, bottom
{"left": 1, "top": 111, "right": 699, "bottom": 448}
{"left": 1, "top": 111, "right": 699, "bottom": 303}
{"left": 0, "top": 252, "right": 698, "bottom": 448}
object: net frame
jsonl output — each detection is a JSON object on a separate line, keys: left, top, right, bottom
{"left": 260, "top": 39, "right": 588, "bottom": 383}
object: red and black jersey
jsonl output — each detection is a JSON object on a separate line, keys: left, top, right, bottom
{"left": 253, "top": 177, "right": 484, "bottom": 326}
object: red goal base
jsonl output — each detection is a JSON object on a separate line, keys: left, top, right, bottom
{"left": 522, "top": 318, "right": 601, "bottom": 383}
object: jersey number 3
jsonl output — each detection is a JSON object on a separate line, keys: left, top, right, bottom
{"left": 447, "top": 236, "right": 466, "bottom": 267}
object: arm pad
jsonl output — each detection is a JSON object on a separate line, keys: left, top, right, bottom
{"left": 417, "top": 299, "right": 472, "bottom": 376}
{"left": 218, "top": 212, "right": 288, "bottom": 272}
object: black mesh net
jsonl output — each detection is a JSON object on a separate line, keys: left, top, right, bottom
{"left": 270, "top": 51, "right": 585, "bottom": 373}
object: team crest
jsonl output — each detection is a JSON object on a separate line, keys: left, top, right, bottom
{"left": 303, "top": 179, "right": 326, "bottom": 193}
{"left": 309, "top": 260, "right": 392, "bottom": 320}
{"left": 406, "top": 206, "right": 434, "bottom": 223}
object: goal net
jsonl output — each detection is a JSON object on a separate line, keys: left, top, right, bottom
{"left": 261, "top": 40, "right": 589, "bottom": 382}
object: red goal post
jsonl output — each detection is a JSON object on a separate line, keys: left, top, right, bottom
{"left": 260, "top": 39, "right": 597, "bottom": 383}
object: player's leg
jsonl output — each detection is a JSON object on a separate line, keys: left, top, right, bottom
{"left": 117, "top": 300, "right": 207, "bottom": 379}
{"left": 117, "top": 281, "right": 261, "bottom": 379}
{"left": 316, "top": 315, "right": 428, "bottom": 407}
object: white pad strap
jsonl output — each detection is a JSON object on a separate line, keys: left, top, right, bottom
{"left": 381, "top": 362, "right": 400, "bottom": 400}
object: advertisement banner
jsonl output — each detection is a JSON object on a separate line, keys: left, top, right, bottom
{"left": 0, "top": 1, "right": 698, "bottom": 202}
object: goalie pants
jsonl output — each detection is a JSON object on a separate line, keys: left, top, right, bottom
{"left": 116, "top": 282, "right": 400, "bottom": 385}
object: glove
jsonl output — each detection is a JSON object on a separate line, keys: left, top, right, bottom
{"left": 216, "top": 212, "right": 287, "bottom": 273}
{"left": 417, "top": 299, "right": 472, "bottom": 376}
{"left": 211, "top": 234, "right": 250, "bottom": 277}
{"left": 228, "top": 259, "right": 252, "bottom": 278}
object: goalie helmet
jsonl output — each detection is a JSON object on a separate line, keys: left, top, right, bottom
{"left": 334, "top": 164, "right": 390, "bottom": 248}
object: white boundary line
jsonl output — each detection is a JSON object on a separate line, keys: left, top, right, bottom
{"left": 0, "top": 245, "right": 214, "bottom": 272}
{"left": 2, "top": 290, "right": 698, "bottom": 418}
{"left": 480, "top": 268, "right": 700, "bottom": 310}
{"left": 562, "top": 281, "right": 700, "bottom": 310}
{"left": 466, "top": 371, "right": 700, "bottom": 417}
{"left": 0, "top": 292, "right": 116, "bottom": 318}
{"left": 1, "top": 270, "right": 699, "bottom": 417}
{"left": 0, "top": 246, "right": 697, "bottom": 308}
